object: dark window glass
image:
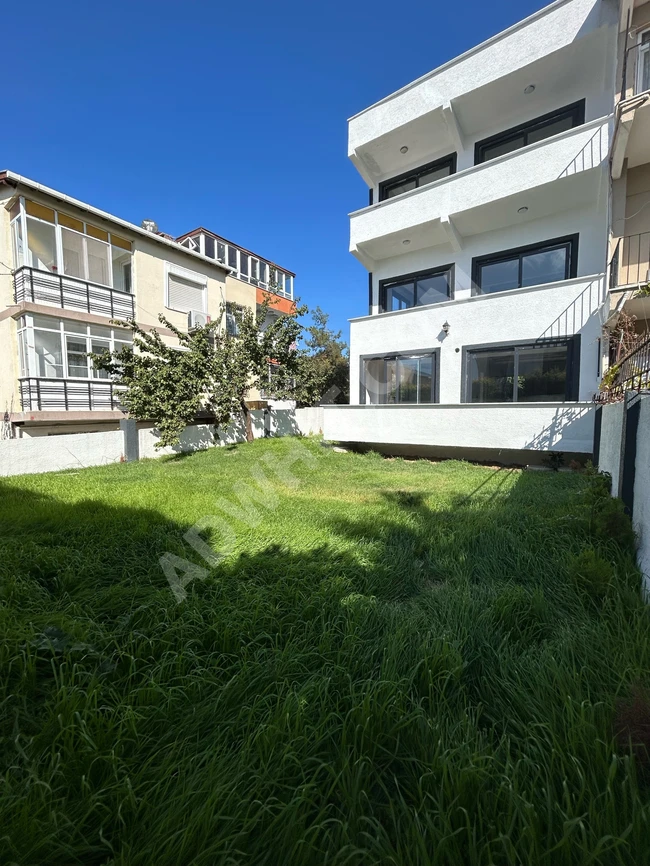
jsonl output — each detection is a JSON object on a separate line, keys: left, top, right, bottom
{"left": 517, "top": 346, "right": 567, "bottom": 402}
{"left": 417, "top": 273, "right": 450, "bottom": 305}
{"left": 475, "top": 100, "right": 585, "bottom": 164}
{"left": 204, "top": 236, "right": 215, "bottom": 258}
{"left": 385, "top": 179, "right": 417, "bottom": 199}
{"left": 379, "top": 154, "right": 456, "bottom": 202}
{"left": 477, "top": 259, "right": 519, "bottom": 294}
{"left": 469, "top": 350, "right": 515, "bottom": 403}
{"left": 380, "top": 266, "right": 453, "bottom": 313}
{"left": 386, "top": 282, "right": 414, "bottom": 311}
{"left": 482, "top": 135, "right": 526, "bottom": 162}
{"left": 468, "top": 343, "right": 572, "bottom": 403}
{"left": 527, "top": 115, "right": 574, "bottom": 144}
{"left": 363, "top": 353, "right": 437, "bottom": 404}
{"left": 259, "top": 262, "right": 267, "bottom": 283}
{"left": 473, "top": 236, "right": 577, "bottom": 295}
{"left": 227, "top": 246, "right": 237, "bottom": 268}
{"left": 521, "top": 247, "right": 568, "bottom": 286}
{"left": 240, "top": 253, "right": 249, "bottom": 277}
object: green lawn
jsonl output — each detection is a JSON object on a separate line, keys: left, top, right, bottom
{"left": 1, "top": 437, "right": 649, "bottom": 865}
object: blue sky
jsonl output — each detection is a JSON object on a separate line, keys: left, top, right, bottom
{"left": 5, "top": 0, "right": 548, "bottom": 339}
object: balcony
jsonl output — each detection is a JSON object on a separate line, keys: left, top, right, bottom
{"left": 350, "top": 118, "right": 611, "bottom": 264}
{"left": 19, "top": 377, "right": 124, "bottom": 413}
{"left": 14, "top": 267, "right": 135, "bottom": 320}
{"left": 323, "top": 403, "right": 595, "bottom": 456}
{"left": 348, "top": 0, "right": 613, "bottom": 184}
{"left": 611, "top": 233, "right": 650, "bottom": 288}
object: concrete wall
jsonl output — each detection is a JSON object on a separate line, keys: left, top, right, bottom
{"left": 295, "top": 406, "right": 324, "bottom": 436}
{"left": 598, "top": 395, "right": 650, "bottom": 596}
{"left": 0, "top": 430, "right": 124, "bottom": 476}
{"left": 323, "top": 402, "right": 595, "bottom": 457}
{"left": 0, "top": 405, "right": 322, "bottom": 476}
{"left": 634, "top": 398, "right": 650, "bottom": 593}
{"left": 596, "top": 400, "right": 625, "bottom": 494}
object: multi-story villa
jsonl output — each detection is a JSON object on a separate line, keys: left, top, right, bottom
{"left": 324, "top": 0, "right": 646, "bottom": 464}
{"left": 0, "top": 171, "right": 295, "bottom": 437}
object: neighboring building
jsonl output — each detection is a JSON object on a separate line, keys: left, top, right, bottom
{"left": 324, "top": 0, "right": 628, "bottom": 464}
{"left": 0, "top": 171, "right": 295, "bottom": 437}
{"left": 175, "top": 227, "right": 295, "bottom": 334}
{"left": 607, "top": 0, "right": 650, "bottom": 346}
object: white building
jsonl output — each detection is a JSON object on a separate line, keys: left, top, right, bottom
{"left": 324, "top": 0, "right": 635, "bottom": 464}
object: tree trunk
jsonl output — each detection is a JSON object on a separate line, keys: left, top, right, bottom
{"left": 241, "top": 400, "right": 254, "bottom": 442}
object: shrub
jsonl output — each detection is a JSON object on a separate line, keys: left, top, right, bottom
{"left": 593, "top": 496, "right": 637, "bottom": 552}
{"left": 569, "top": 548, "right": 615, "bottom": 602}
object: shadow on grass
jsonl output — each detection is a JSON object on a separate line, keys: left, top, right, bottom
{"left": 0, "top": 468, "right": 646, "bottom": 866}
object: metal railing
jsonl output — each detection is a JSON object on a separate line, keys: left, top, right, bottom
{"left": 596, "top": 332, "right": 650, "bottom": 403}
{"left": 14, "top": 267, "right": 135, "bottom": 319}
{"left": 622, "top": 39, "right": 650, "bottom": 99}
{"left": 609, "top": 238, "right": 621, "bottom": 290}
{"left": 615, "top": 233, "right": 650, "bottom": 288}
{"left": 19, "top": 377, "right": 125, "bottom": 412}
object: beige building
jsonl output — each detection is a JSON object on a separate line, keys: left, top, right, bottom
{"left": 0, "top": 171, "right": 295, "bottom": 437}
{"left": 608, "top": 0, "right": 650, "bottom": 339}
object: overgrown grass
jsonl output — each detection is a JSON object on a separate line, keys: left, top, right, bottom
{"left": 0, "top": 438, "right": 648, "bottom": 865}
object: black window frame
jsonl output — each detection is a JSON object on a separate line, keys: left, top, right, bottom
{"left": 359, "top": 348, "right": 440, "bottom": 405}
{"left": 379, "top": 264, "right": 454, "bottom": 314}
{"left": 462, "top": 336, "right": 581, "bottom": 404}
{"left": 471, "top": 234, "right": 579, "bottom": 297}
{"left": 378, "top": 153, "right": 457, "bottom": 202}
{"left": 474, "top": 99, "right": 586, "bottom": 165}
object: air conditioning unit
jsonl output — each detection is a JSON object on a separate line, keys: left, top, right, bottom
{"left": 188, "top": 310, "right": 209, "bottom": 331}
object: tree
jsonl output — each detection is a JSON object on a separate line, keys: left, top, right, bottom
{"left": 91, "top": 297, "right": 314, "bottom": 448}
{"left": 294, "top": 307, "right": 349, "bottom": 405}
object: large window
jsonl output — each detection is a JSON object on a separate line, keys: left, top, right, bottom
{"left": 472, "top": 236, "right": 578, "bottom": 296}
{"left": 465, "top": 339, "right": 579, "bottom": 403}
{"left": 362, "top": 352, "right": 438, "bottom": 404}
{"left": 637, "top": 31, "right": 650, "bottom": 94}
{"left": 474, "top": 100, "right": 585, "bottom": 164}
{"left": 379, "top": 154, "right": 456, "bottom": 201}
{"left": 17, "top": 315, "right": 132, "bottom": 381}
{"left": 11, "top": 198, "right": 133, "bottom": 291}
{"left": 379, "top": 265, "right": 453, "bottom": 313}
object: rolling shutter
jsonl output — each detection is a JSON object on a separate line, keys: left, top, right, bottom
{"left": 167, "top": 273, "right": 205, "bottom": 313}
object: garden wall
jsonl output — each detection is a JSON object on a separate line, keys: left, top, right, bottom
{"left": 596, "top": 394, "right": 650, "bottom": 596}
{"left": 0, "top": 407, "right": 324, "bottom": 477}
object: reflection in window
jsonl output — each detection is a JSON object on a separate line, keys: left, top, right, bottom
{"left": 475, "top": 101, "right": 585, "bottom": 164}
{"left": 363, "top": 353, "right": 436, "bottom": 404}
{"left": 379, "top": 154, "right": 456, "bottom": 201}
{"left": 468, "top": 343, "right": 571, "bottom": 403}
{"left": 26, "top": 217, "right": 58, "bottom": 272}
{"left": 474, "top": 237, "right": 576, "bottom": 295}
{"left": 380, "top": 266, "right": 452, "bottom": 312}
{"left": 20, "top": 316, "right": 133, "bottom": 381}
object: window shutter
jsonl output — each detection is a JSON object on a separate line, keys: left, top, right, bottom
{"left": 167, "top": 273, "right": 205, "bottom": 313}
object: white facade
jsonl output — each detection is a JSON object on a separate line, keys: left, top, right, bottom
{"left": 326, "top": 0, "right": 622, "bottom": 461}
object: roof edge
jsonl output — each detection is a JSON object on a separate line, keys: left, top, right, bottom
{"left": 0, "top": 170, "right": 234, "bottom": 275}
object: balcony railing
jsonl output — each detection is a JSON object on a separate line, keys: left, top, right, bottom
{"left": 597, "top": 333, "right": 650, "bottom": 404}
{"left": 610, "top": 233, "right": 650, "bottom": 288}
{"left": 622, "top": 40, "right": 650, "bottom": 100}
{"left": 14, "top": 267, "right": 135, "bottom": 319}
{"left": 19, "top": 377, "right": 125, "bottom": 412}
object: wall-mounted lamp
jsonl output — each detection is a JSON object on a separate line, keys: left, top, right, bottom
{"left": 442, "top": 321, "right": 450, "bottom": 335}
